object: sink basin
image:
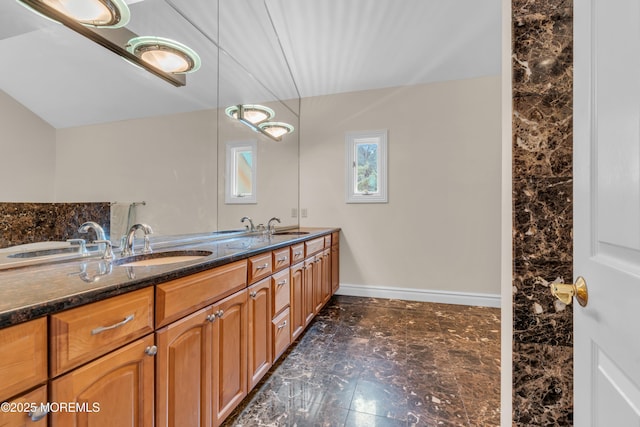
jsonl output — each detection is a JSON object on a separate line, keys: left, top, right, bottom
{"left": 272, "top": 231, "right": 310, "bottom": 236}
{"left": 116, "top": 250, "right": 212, "bottom": 267}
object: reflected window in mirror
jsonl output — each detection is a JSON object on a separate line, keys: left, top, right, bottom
{"left": 226, "top": 140, "right": 257, "bottom": 204}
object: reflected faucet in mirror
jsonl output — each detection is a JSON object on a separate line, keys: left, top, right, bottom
{"left": 241, "top": 216, "right": 255, "bottom": 232}
{"left": 267, "top": 217, "right": 281, "bottom": 234}
{"left": 121, "top": 223, "right": 153, "bottom": 257}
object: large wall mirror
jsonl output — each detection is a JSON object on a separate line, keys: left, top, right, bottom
{"left": 0, "top": 0, "right": 300, "bottom": 241}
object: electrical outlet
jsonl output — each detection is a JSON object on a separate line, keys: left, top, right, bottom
{"left": 301, "top": 208, "right": 308, "bottom": 218}
{"left": 291, "top": 208, "right": 298, "bottom": 218}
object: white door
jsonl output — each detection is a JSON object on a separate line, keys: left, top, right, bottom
{"left": 574, "top": 0, "right": 640, "bottom": 425}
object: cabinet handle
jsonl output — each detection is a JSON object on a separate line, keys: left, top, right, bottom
{"left": 206, "top": 314, "right": 217, "bottom": 322}
{"left": 294, "top": 251, "right": 303, "bottom": 256}
{"left": 277, "top": 320, "right": 288, "bottom": 330}
{"left": 28, "top": 405, "right": 48, "bottom": 422}
{"left": 144, "top": 345, "right": 158, "bottom": 356}
{"left": 256, "top": 263, "right": 269, "bottom": 270}
{"left": 216, "top": 310, "right": 224, "bottom": 318}
{"left": 277, "top": 256, "right": 288, "bottom": 262}
{"left": 250, "top": 291, "right": 257, "bottom": 298}
{"left": 277, "top": 280, "right": 287, "bottom": 286}
{"left": 91, "top": 314, "right": 134, "bottom": 335}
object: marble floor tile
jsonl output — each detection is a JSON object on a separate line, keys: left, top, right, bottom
{"left": 223, "top": 296, "right": 500, "bottom": 427}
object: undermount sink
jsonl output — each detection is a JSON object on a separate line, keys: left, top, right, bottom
{"left": 116, "top": 250, "right": 212, "bottom": 267}
{"left": 272, "top": 231, "right": 310, "bottom": 236}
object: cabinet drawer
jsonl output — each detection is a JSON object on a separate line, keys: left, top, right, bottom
{"left": 156, "top": 260, "right": 247, "bottom": 328}
{"left": 50, "top": 288, "right": 154, "bottom": 377}
{"left": 324, "top": 234, "right": 332, "bottom": 248}
{"left": 272, "top": 247, "right": 290, "bottom": 272}
{"left": 0, "top": 318, "right": 47, "bottom": 402}
{"left": 248, "top": 252, "right": 272, "bottom": 284}
{"left": 305, "top": 238, "right": 325, "bottom": 257}
{"left": 272, "top": 308, "right": 290, "bottom": 361}
{"left": 290, "top": 244, "right": 305, "bottom": 263}
{"left": 0, "top": 385, "right": 48, "bottom": 426}
{"left": 271, "top": 268, "right": 290, "bottom": 315}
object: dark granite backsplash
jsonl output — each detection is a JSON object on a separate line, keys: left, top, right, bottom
{"left": 512, "top": 0, "right": 574, "bottom": 424}
{"left": 0, "top": 203, "right": 110, "bottom": 249}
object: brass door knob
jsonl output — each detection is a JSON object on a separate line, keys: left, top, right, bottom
{"left": 551, "top": 276, "right": 588, "bottom": 307}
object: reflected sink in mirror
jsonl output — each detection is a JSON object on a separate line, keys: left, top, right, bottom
{"left": 8, "top": 246, "right": 87, "bottom": 258}
{"left": 115, "top": 250, "right": 212, "bottom": 267}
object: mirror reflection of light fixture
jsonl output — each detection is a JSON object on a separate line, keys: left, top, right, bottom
{"left": 126, "top": 36, "right": 201, "bottom": 74}
{"left": 258, "top": 122, "right": 294, "bottom": 139}
{"left": 225, "top": 104, "right": 294, "bottom": 142}
{"left": 21, "top": 0, "right": 131, "bottom": 28}
{"left": 17, "top": 0, "right": 196, "bottom": 87}
{"left": 225, "top": 105, "right": 275, "bottom": 125}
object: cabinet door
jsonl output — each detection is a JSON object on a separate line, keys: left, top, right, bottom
{"left": 304, "top": 258, "right": 316, "bottom": 325}
{"left": 331, "top": 244, "right": 340, "bottom": 294}
{"left": 212, "top": 290, "right": 247, "bottom": 426}
{"left": 312, "top": 255, "right": 323, "bottom": 315}
{"left": 290, "top": 262, "right": 305, "bottom": 341}
{"left": 156, "top": 307, "right": 212, "bottom": 427}
{"left": 51, "top": 334, "right": 155, "bottom": 427}
{"left": 247, "top": 278, "right": 272, "bottom": 390}
{"left": 321, "top": 249, "right": 332, "bottom": 305}
{"left": 0, "top": 385, "right": 48, "bottom": 426}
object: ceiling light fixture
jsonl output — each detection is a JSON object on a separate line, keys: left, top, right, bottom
{"left": 225, "top": 104, "right": 294, "bottom": 142}
{"left": 21, "top": 0, "right": 131, "bottom": 28}
{"left": 126, "top": 36, "right": 201, "bottom": 74}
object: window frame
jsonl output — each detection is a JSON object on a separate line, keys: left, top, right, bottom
{"left": 225, "top": 139, "right": 258, "bottom": 204}
{"left": 345, "top": 129, "right": 388, "bottom": 203}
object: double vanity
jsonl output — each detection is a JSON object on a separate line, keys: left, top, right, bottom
{"left": 0, "top": 227, "right": 340, "bottom": 426}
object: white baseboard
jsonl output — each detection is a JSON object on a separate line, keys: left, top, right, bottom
{"left": 335, "top": 283, "right": 501, "bottom": 308}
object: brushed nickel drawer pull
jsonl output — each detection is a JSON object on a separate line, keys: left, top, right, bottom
{"left": 277, "top": 256, "right": 288, "bottom": 262}
{"left": 91, "top": 314, "right": 135, "bottom": 335}
{"left": 216, "top": 310, "right": 224, "bottom": 318}
{"left": 206, "top": 314, "right": 217, "bottom": 322}
{"left": 250, "top": 291, "right": 257, "bottom": 298}
{"left": 256, "top": 263, "right": 269, "bottom": 270}
{"left": 294, "top": 251, "right": 303, "bottom": 256}
{"left": 277, "top": 320, "right": 288, "bottom": 330}
{"left": 277, "top": 280, "right": 287, "bottom": 286}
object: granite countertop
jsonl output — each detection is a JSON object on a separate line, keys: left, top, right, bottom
{"left": 0, "top": 227, "right": 338, "bottom": 328}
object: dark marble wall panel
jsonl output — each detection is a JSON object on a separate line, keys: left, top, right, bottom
{"left": 0, "top": 203, "right": 110, "bottom": 248}
{"left": 512, "top": 0, "right": 574, "bottom": 424}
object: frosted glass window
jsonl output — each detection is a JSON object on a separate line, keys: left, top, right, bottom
{"left": 345, "top": 130, "right": 388, "bottom": 203}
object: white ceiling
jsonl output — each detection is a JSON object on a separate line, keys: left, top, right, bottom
{"left": 0, "top": 0, "right": 501, "bottom": 128}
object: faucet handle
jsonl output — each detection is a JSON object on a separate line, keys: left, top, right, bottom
{"left": 94, "top": 240, "right": 115, "bottom": 260}
{"left": 67, "top": 239, "right": 88, "bottom": 255}
{"left": 142, "top": 235, "right": 153, "bottom": 254}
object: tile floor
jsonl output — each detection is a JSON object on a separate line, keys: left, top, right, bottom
{"left": 222, "top": 295, "right": 501, "bottom": 427}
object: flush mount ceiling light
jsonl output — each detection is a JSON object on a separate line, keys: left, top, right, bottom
{"left": 225, "top": 105, "right": 275, "bottom": 125}
{"left": 225, "top": 104, "right": 293, "bottom": 141}
{"left": 258, "top": 122, "right": 294, "bottom": 140}
{"left": 20, "top": 0, "right": 131, "bottom": 28}
{"left": 126, "top": 36, "right": 201, "bottom": 74}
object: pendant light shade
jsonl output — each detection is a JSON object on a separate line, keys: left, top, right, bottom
{"left": 258, "top": 122, "right": 294, "bottom": 139}
{"left": 225, "top": 105, "right": 275, "bottom": 125}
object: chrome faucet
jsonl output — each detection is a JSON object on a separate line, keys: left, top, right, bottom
{"left": 241, "top": 216, "right": 255, "bottom": 232}
{"left": 78, "top": 221, "right": 107, "bottom": 241}
{"left": 121, "top": 223, "right": 153, "bottom": 257}
{"left": 267, "top": 217, "right": 281, "bottom": 234}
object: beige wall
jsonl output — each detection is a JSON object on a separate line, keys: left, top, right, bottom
{"left": 299, "top": 76, "right": 501, "bottom": 296}
{"left": 0, "top": 90, "right": 56, "bottom": 201}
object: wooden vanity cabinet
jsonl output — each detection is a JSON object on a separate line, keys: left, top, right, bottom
{"left": 303, "top": 257, "right": 316, "bottom": 326}
{"left": 0, "top": 318, "right": 47, "bottom": 403}
{"left": 331, "top": 233, "right": 340, "bottom": 294}
{"left": 290, "top": 261, "right": 305, "bottom": 341}
{"left": 321, "top": 248, "right": 332, "bottom": 306}
{"left": 212, "top": 289, "right": 248, "bottom": 426}
{"left": 0, "top": 385, "right": 48, "bottom": 426}
{"left": 50, "top": 334, "right": 155, "bottom": 427}
{"left": 247, "top": 278, "right": 272, "bottom": 390}
{"left": 156, "top": 306, "right": 213, "bottom": 427}
{"left": 312, "top": 254, "right": 324, "bottom": 314}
